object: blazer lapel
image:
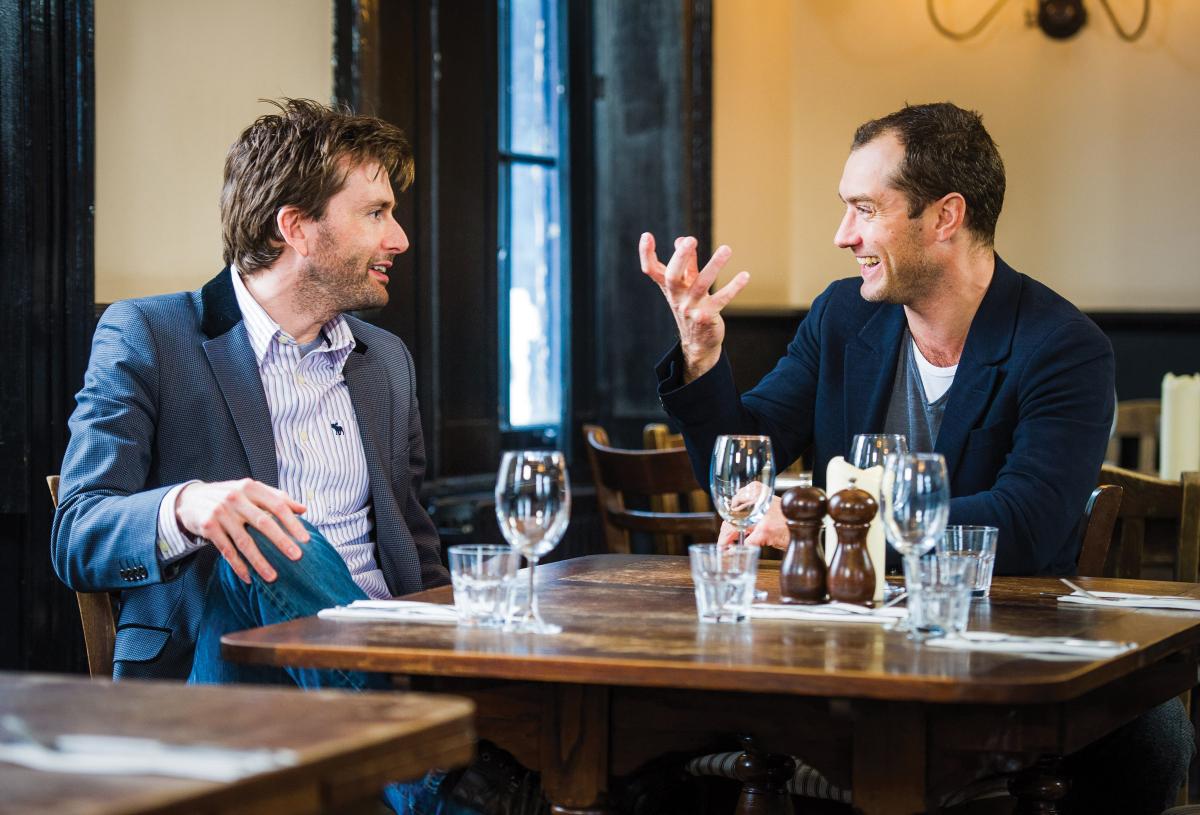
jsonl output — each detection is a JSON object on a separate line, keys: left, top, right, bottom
{"left": 935, "top": 256, "right": 1020, "bottom": 481}
{"left": 843, "top": 304, "right": 907, "bottom": 454}
{"left": 342, "top": 342, "right": 389, "bottom": 483}
{"left": 199, "top": 268, "right": 278, "bottom": 487}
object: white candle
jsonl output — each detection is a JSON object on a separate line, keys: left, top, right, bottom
{"left": 1160, "top": 373, "right": 1200, "bottom": 481}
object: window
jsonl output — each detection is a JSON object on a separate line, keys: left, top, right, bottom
{"left": 498, "top": 0, "right": 568, "bottom": 438}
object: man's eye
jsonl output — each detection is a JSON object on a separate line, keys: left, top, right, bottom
{"left": 369, "top": 210, "right": 382, "bottom": 219}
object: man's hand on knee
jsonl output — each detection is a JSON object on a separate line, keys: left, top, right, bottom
{"left": 176, "top": 479, "right": 308, "bottom": 584}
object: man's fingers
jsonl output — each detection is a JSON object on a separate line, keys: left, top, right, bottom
{"left": 639, "top": 232, "right": 668, "bottom": 286}
{"left": 717, "top": 521, "right": 739, "bottom": 547}
{"left": 243, "top": 483, "right": 309, "bottom": 551}
{"left": 226, "top": 521, "right": 277, "bottom": 582}
{"left": 663, "top": 236, "right": 698, "bottom": 292}
{"left": 209, "top": 533, "right": 252, "bottom": 584}
{"left": 689, "top": 245, "right": 733, "bottom": 297}
{"left": 708, "top": 271, "right": 751, "bottom": 311}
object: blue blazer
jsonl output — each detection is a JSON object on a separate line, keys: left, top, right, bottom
{"left": 657, "top": 257, "right": 1115, "bottom": 576}
{"left": 52, "top": 269, "right": 448, "bottom": 679}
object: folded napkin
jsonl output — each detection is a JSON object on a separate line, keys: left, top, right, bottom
{"left": 1058, "top": 590, "right": 1200, "bottom": 612}
{"left": 748, "top": 602, "right": 906, "bottom": 625}
{"left": 317, "top": 599, "right": 461, "bottom": 624}
{"left": 924, "top": 631, "right": 1136, "bottom": 660}
{"left": 0, "top": 733, "right": 297, "bottom": 781}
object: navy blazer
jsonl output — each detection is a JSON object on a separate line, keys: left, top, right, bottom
{"left": 52, "top": 269, "right": 447, "bottom": 679}
{"left": 658, "top": 257, "right": 1115, "bottom": 576}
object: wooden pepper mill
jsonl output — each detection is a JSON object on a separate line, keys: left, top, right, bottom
{"left": 779, "top": 486, "right": 828, "bottom": 604}
{"left": 826, "top": 477, "right": 877, "bottom": 606}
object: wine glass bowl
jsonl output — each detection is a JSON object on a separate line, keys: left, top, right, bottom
{"left": 710, "top": 435, "right": 775, "bottom": 546}
{"left": 495, "top": 450, "right": 570, "bottom": 634}
{"left": 849, "top": 434, "right": 908, "bottom": 470}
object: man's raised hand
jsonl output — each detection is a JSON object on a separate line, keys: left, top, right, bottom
{"left": 175, "top": 479, "right": 309, "bottom": 584}
{"left": 639, "top": 233, "right": 750, "bottom": 382}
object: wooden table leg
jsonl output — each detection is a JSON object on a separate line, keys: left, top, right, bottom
{"left": 852, "top": 702, "right": 928, "bottom": 815}
{"left": 541, "top": 684, "right": 619, "bottom": 815}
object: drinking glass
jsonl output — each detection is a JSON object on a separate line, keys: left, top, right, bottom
{"left": 710, "top": 435, "right": 776, "bottom": 546}
{"left": 938, "top": 525, "right": 999, "bottom": 598}
{"left": 689, "top": 544, "right": 760, "bottom": 623}
{"left": 448, "top": 545, "right": 521, "bottom": 627}
{"left": 849, "top": 434, "right": 908, "bottom": 470}
{"left": 495, "top": 450, "right": 571, "bottom": 634}
{"left": 879, "top": 452, "right": 951, "bottom": 639}
{"left": 905, "top": 553, "right": 973, "bottom": 638}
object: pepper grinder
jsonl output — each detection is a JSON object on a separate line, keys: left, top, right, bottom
{"left": 826, "top": 477, "right": 877, "bottom": 606}
{"left": 779, "top": 486, "right": 828, "bottom": 604}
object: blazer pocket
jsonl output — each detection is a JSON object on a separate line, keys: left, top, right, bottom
{"left": 112, "top": 624, "right": 172, "bottom": 664}
{"left": 966, "top": 423, "right": 1012, "bottom": 452}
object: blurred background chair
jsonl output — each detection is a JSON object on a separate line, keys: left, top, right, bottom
{"left": 1077, "top": 484, "right": 1124, "bottom": 577}
{"left": 1106, "top": 399, "right": 1161, "bottom": 475}
{"left": 583, "top": 424, "right": 720, "bottom": 555}
{"left": 48, "top": 475, "right": 117, "bottom": 679}
{"left": 1096, "top": 464, "right": 1200, "bottom": 582}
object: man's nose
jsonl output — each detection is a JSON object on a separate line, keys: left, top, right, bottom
{"left": 387, "top": 217, "right": 409, "bottom": 254}
{"left": 833, "top": 211, "right": 858, "bottom": 249}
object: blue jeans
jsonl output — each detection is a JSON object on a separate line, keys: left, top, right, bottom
{"left": 187, "top": 519, "right": 472, "bottom": 814}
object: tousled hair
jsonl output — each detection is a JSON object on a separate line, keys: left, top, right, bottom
{"left": 221, "top": 98, "right": 414, "bottom": 274}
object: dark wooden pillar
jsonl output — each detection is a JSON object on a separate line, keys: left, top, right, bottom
{"left": 0, "top": 0, "right": 96, "bottom": 671}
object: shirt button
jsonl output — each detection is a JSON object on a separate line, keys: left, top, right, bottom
{"left": 297, "top": 375, "right": 306, "bottom": 384}
{"left": 306, "top": 490, "right": 315, "bottom": 501}
{"left": 300, "top": 431, "right": 309, "bottom": 442}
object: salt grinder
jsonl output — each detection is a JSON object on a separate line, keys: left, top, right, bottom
{"left": 779, "top": 486, "right": 828, "bottom": 604}
{"left": 826, "top": 477, "right": 877, "bottom": 606}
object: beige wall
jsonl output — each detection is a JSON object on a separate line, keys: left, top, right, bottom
{"left": 96, "top": 0, "right": 332, "bottom": 302}
{"left": 713, "top": 0, "right": 1200, "bottom": 311}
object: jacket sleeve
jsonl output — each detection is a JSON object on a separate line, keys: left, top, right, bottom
{"left": 51, "top": 301, "right": 189, "bottom": 592}
{"left": 949, "top": 318, "right": 1115, "bottom": 575}
{"left": 656, "top": 284, "right": 830, "bottom": 485}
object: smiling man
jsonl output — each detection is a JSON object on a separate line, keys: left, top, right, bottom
{"left": 641, "top": 102, "right": 1191, "bottom": 815}
{"left": 52, "top": 100, "right": 447, "bottom": 686}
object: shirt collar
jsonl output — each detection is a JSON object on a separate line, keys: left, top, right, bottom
{"left": 230, "top": 265, "right": 355, "bottom": 365}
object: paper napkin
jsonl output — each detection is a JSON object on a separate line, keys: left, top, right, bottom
{"left": 748, "top": 602, "right": 906, "bottom": 625}
{"left": 317, "top": 599, "right": 461, "bottom": 624}
{"left": 924, "top": 631, "right": 1136, "bottom": 659}
{"left": 1058, "top": 590, "right": 1200, "bottom": 612}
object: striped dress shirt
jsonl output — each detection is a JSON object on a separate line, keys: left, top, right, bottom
{"left": 155, "top": 268, "right": 390, "bottom": 599}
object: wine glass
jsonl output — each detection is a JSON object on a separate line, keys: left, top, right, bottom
{"left": 710, "top": 435, "right": 776, "bottom": 547}
{"left": 495, "top": 450, "right": 571, "bottom": 634}
{"left": 879, "top": 452, "right": 950, "bottom": 639}
{"left": 849, "top": 434, "right": 908, "bottom": 470}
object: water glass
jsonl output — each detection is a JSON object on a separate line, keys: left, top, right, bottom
{"left": 448, "top": 545, "right": 520, "bottom": 627}
{"left": 938, "top": 525, "right": 999, "bottom": 597}
{"left": 905, "top": 553, "right": 974, "bottom": 639}
{"left": 689, "top": 544, "right": 760, "bottom": 623}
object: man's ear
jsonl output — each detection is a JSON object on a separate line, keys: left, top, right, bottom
{"left": 276, "top": 205, "right": 315, "bottom": 257}
{"left": 931, "top": 192, "right": 966, "bottom": 242}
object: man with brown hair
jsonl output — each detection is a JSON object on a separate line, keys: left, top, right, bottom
{"left": 52, "top": 99, "right": 447, "bottom": 687}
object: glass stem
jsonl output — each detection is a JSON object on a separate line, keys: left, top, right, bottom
{"left": 737, "top": 529, "right": 746, "bottom": 547}
{"left": 527, "top": 556, "right": 540, "bottom": 621}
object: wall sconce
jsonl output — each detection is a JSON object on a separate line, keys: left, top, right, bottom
{"left": 928, "top": 0, "right": 1150, "bottom": 42}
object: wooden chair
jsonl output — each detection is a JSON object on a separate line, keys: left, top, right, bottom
{"left": 1106, "top": 399, "right": 1161, "bottom": 475}
{"left": 583, "top": 424, "right": 721, "bottom": 555}
{"left": 1096, "top": 464, "right": 1200, "bottom": 582}
{"left": 1077, "top": 484, "right": 1124, "bottom": 577}
{"left": 642, "top": 423, "right": 713, "bottom": 555}
{"left": 47, "top": 475, "right": 117, "bottom": 679}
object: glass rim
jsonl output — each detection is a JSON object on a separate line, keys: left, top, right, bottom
{"left": 688, "top": 543, "right": 760, "bottom": 553}
{"left": 447, "top": 544, "right": 519, "bottom": 555}
{"left": 943, "top": 525, "right": 999, "bottom": 535}
{"left": 714, "top": 433, "right": 772, "bottom": 440}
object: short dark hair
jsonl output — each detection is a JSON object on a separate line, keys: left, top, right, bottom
{"left": 221, "top": 98, "right": 414, "bottom": 274}
{"left": 852, "top": 102, "right": 1005, "bottom": 246}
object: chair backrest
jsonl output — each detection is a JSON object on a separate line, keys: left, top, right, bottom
{"left": 1077, "top": 484, "right": 1123, "bottom": 577}
{"left": 1106, "top": 399, "right": 1161, "bottom": 475}
{"left": 641, "top": 424, "right": 713, "bottom": 556}
{"left": 1097, "top": 464, "right": 1200, "bottom": 582}
{"left": 583, "top": 424, "right": 720, "bottom": 555}
{"left": 48, "top": 475, "right": 117, "bottom": 679}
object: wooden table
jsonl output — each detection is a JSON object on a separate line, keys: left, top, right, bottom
{"left": 0, "top": 672, "right": 474, "bottom": 815}
{"left": 222, "top": 554, "right": 1200, "bottom": 814}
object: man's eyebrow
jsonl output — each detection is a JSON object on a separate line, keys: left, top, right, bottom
{"left": 365, "top": 198, "right": 394, "bottom": 210}
{"left": 840, "top": 193, "right": 875, "bottom": 205}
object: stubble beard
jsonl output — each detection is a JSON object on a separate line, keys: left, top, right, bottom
{"left": 862, "top": 224, "right": 942, "bottom": 306}
{"left": 293, "top": 235, "right": 388, "bottom": 321}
